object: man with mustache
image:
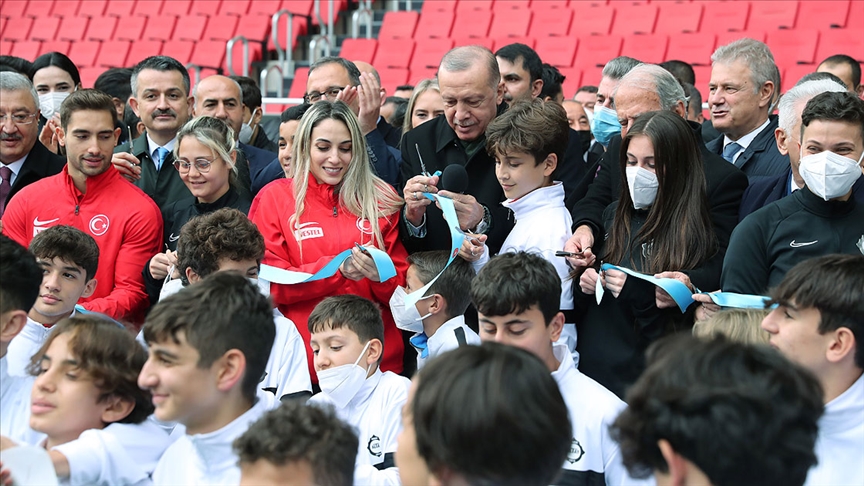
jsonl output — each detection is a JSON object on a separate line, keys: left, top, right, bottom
{"left": 111, "top": 56, "right": 194, "bottom": 211}
{"left": 0, "top": 72, "right": 65, "bottom": 218}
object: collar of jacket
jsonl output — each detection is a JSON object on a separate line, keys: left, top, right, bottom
{"left": 797, "top": 184, "right": 858, "bottom": 217}
{"left": 61, "top": 163, "right": 121, "bottom": 197}
{"left": 433, "top": 101, "right": 508, "bottom": 153}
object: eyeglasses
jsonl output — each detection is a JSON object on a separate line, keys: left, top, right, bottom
{"left": 303, "top": 87, "right": 345, "bottom": 103}
{"left": 0, "top": 113, "right": 38, "bottom": 125}
{"left": 174, "top": 157, "right": 216, "bottom": 173}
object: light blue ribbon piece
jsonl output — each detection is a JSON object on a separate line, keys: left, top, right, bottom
{"left": 259, "top": 246, "right": 396, "bottom": 284}
{"left": 704, "top": 292, "right": 771, "bottom": 309}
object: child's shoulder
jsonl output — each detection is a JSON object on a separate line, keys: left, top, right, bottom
{"left": 377, "top": 371, "right": 411, "bottom": 397}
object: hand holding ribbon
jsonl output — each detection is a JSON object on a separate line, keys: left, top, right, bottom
{"left": 260, "top": 245, "right": 396, "bottom": 285}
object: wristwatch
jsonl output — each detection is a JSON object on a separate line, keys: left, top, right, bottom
{"left": 469, "top": 204, "right": 491, "bottom": 235}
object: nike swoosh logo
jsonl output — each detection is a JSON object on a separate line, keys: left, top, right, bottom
{"left": 168, "top": 233, "right": 180, "bottom": 242}
{"left": 33, "top": 217, "right": 60, "bottom": 226}
{"left": 790, "top": 240, "right": 818, "bottom": 248}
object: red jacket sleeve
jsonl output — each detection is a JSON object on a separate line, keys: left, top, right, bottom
{"left": 1, "top": 188, "right": 32, "bottom": 247}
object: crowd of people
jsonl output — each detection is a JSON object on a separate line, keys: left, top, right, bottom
{"left": 0, "top": 32, "right": 863, "bottom": 486}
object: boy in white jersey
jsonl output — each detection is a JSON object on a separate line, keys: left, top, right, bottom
{"left": 308, "top": 295, "right": 410, "bottom": 485}
{"left": 139, "top": 272, "right": 277, "bottom": 485}
{"left": 389, "top": 250, "right": 479, "bottom": 370}
{"left": 6, "top": 225, "right": 98, "bottom": 378}
{"left": 472, "top": 251, "right": 651, "bottom": 486}
{"left": 463, "top": 100, "right": 578, "bottom": 358}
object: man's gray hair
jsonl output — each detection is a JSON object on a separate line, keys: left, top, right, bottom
{"left": 192, "top": 75, "right": 244, "bottom": 101}
{"left": 602, "top": 56, "right": 642, "bottom": 81}
{"left": 439, "top": 45, "right": 500, "bottom": 91}
{"left": 614, "top": 63, "right": 686, "bottom": 112}
{"left": 0, "top": 71, "right": 39, "bottom": 110}
{"left": 711, "top": 38, "right": 781, "bottom": 104}
{"left": 309, "top": 57, "right": 361, "bottom": 86}
{"left": 777, "top": 79, "right": 847, "bottom": 134}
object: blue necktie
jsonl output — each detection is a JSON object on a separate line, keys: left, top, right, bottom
{"left": 722, "top": 142, "right": 742, "bottom": 163}
{"left": 410, "top": 333, "right": 429, "bottom": 359}
{"left": 153, "top": 147, "right": 169, "bottom": 171}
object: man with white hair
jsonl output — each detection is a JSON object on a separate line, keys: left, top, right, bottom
{"left": 705, "top": 38, "right": 788, "bottom": 183}
{"left": 738, "top": 77, "right": 854, "bottom": 220}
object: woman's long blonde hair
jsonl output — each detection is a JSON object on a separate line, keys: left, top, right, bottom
{"left": 290, "top": 101, "right": 403, "bottom": 252}
{"left": 693, "top": 308, "right": 771, "bottom": 345}
{"left": 402, "top": 78, "right": 441, "bottom": 135}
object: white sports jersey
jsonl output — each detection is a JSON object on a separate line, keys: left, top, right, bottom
{"left": 0, "top": 355, "right": 44, "bottom": 445}
{"left": 805, "top": 373, "right": 864, "bottom": 486}
{"left": 261, "top": 309, "right": 312, "bottom": 399}
{"left": 414, "top": 315, "right": 480, "bottom": 370}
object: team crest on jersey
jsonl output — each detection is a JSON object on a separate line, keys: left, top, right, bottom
{"left": 294, "top": 221, "right": 324, "bottom": 240}
{"left": 367, "top": 435, "right": 382, "bottom": 457}
{"left": 356, "top": 217, "right": 373, "bottom": 235}
{"left": 89, "top": 214, "right": 110, "bottom": 236}
{"left": 567, "top": 438, "right": 584, "bottom": 464}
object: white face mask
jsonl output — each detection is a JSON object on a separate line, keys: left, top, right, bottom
{"left": 38, "top": 91, "right": 71, "bottom": 120}
{"left": 316, "top": 341, "right": 371, "bottom": 409}
{"left": 238, "top": 108, "right": 259, "bottom": 144}
{"left": 389, "top": 286, "right": 433, "bottom": 334}
{"left": 798, "top": 150, "right": 863, "bottom": 201}
{"left": 626, "top": 166, "right": 659, "bottom": 209}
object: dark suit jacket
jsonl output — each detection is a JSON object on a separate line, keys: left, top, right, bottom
{"left": 740, "top": 167, "right": 864, "bottom": 221}
{"left": 377, "top": 117, "right": 402, "bottom": 149}
{"left": 250, "top": 127, "right": 278, "bottom": 154}
{"left": 571, "top": 120, "right": 748, "bottom": 291}
{"left": 704, "top": 115, "right": 789, "bottom": 184}
{"left": 239, "top": 142, "right": 282, "bottom": 195}
{"left": 5, "top": 141, "right": 66, "bottom": 208}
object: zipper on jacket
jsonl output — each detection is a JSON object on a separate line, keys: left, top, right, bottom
{"left": 75, "top": 204, "right": 79, "bottom": 215}
{"left": 333, "top": 206, "right": 337, "bottom": 218}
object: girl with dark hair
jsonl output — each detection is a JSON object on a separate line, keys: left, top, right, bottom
{"left": 574, "top": 110, "right": 717, "bottom": 398}
{"left": 32, "top": 51, "right": 81, "bottom": 152}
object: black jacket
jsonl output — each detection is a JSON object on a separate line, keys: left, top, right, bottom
{"left": 377, "top": 117, "right": 402, "bottom": 149}
{"left": 571, "top": 120, "right": 748, "bottom": 291}
{"left": 704, "top": 115, "right": 789, "bottom": 184}
{"left": 739, "top": 168, "right": 864, "bottom": 221}
{"left": 3, "top": 141, "right": 66, "bottom": 210}
{"left": 250, "top": 126, "right": 278, "bottom": 154}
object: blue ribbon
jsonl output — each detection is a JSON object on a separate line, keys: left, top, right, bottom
{"left": 409, "top": 332, "right": 429, "bottom": 359}
{"left": 599, "top": 263, "right": 770, "bottom": 313}
{"left": 259, "top": 246, "right": 396, "bottom": 284}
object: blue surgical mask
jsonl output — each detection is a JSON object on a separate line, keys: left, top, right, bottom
{"left": 591, "top": 105, "right": 621, "bottom": 147}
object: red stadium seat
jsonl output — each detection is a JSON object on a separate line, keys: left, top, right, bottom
{"left": 0, "top": 41, "right": 14, "bottom": 56}
{"left": 57, "top": 16, "right": 89, "bottom": 42}
{"left": 131, "top": 0, "right": 163, "bottom": 17}
{"left": 78, "top": 66, "right": 104, "bottom": 88}
{"left": 421, "top": 0, "right": 457, "bottom": 14}
{"left": 339, "top": 38, "right": 378, "bottom": 64}
{"left": 2, "top": 17, "right": 33, "bottom": 42}
{"left": 456, "top": 0, "right": 493, "bottom": 11}
{"left": 530, "top": 0, "right": 569, "bottom": 9}
{"left": 611, "top": 4, "right": 658, "bottom": 35}
{"left": 30, "top": 17, "right": 60, "bottom": 42}
{"left": 281, "top": 0, "right": 313, "bottom": 16}
{"left": 378, "top": 67, "right": 409, "bottom": 93}
{"left": 495, "top": 0, "right": 532, "bottom": 9}
{"left": 767, "top": 29, "right": 819, "bottom": 65}
{"left": 287, "top": 67, "right": 310, "bottom": 99}
{"left": 190, "top": 0, "right": 222, "bottom": 16}
{"left": 816, "top": 29, "right": 864, "bottom": 63}
{"left": 622, "top": 33, "right": 668, "bottom": 64}
{"left": 226, "top": 41, "right": 261, "bottom": 75}
{"left": 410, "top": 66, "right": 438, "bottom": 85}
{"left": 126, "top": 40, "right": 164, "bottom": 66}
{"left": 415, "top": 9, "right": 455, "bottom": 39}
{"left": 173, "top": 15, "right": 208, "bottom": 42}
{"left": 781, "top": 64, "right": 816, "bottom": 92}
{"left": 51, "top": 0, "right": 81, "bottom": 18}
{"left": 573, "top": 34, "right": 623, "bottom": 69}
{"left": 189, "top": 40, "right": 226, "bottom": 69}
{"left": 848, "top": 1, "right": 864, "bottom": 29}
{"left": 749, "top": 1, "right": 798, "bottom": 30}
{"left": 144, "top": 15, "right": 177, "bottom": 41}
{"left": 451, "top": 35, "right": 494, "bottom": 50}
{"left": 797, "top": 0, "right": 851, "bottom": 29}
{"left": 170, "top": 40, "right": 195, "bottom": 65}
{"left": 409, "top": 38, "right": 453, "bottom": 71}
{"left": 376, "top": 38, "right": 416, "bottom": 69}
{"left": 11, "top": 41, "right": 42, "bottom": 61}
{"left": 692, "top": 65, "right": 712, "bottom": 90}
{"left": 268, "top": 13, "right": 307, "bottom": 51}
{"left": 77, "top": 0, "right": 108, "bottom": 17}
{"left": 235, "top": 14, "right": 271, "bottom": 42}
{"left": 559, "top": 67, "right": 582, "bottom": 98}
{"left": 310, "top": 0, "right": 347, "bottom": 26}
{"left": 535, "top": 36, "right": 578, "bottom": 67}
{"left": 25, "top": 1, "right": 54, "bottom": 18}
{"left": 665, "top": 32, "right": 715, "bottom": 66}
{"left": 715, "top": 31, "right": 766, "bottom": 51}
{"left": 654, "top": 2, "right": 702, "bottom": 34}
{"left": 248, "top": 0, "right": 282, "bottom": 16}
{"left": 104, "top": 0, "right": 136, "bottom": 18}
{"left": 69, "top": 41, "right": 102, "bottom": 68}
{"left": 701, "top": 1, "right": 751, "bottom": 33}
{"left": 161, "top": 0, "right": 192, "bottom": 17}
{"left": 570, "top": 5, "right": 614, "bottom": 36}
{"left": 97, "top": 40, "right": 131, "bottom": 68}
{"left": 220, "top": 0, "right": 250, "bottom": 16}
{"left": 1, "top": 1, "right": 28, "bottom": 19}
{"left": 492, "top": 37, "right": 535, "bottom": 52}
{"left": 379, "top": 11, "right": 419, "bottom": 39}
{"left": 40, "top": 41, "right": 71, "bottom": 56}
{"left": 86, "top": 16, "right": 118, "bottom": 42}
{"left": 580, "top": 64, "right": 604, "bottom": 89}
{"left": 114, "top": 17, "right": 148, "bottom": 42}
{"left": 206, "top": 15, "right": 239, "bottom": 41}
{"left": 528, "top": 8, "right": 573, "bottom": 37}
{"left": 488, "top": 8, "right": 532, "bottom": 39}
{"left": 0, "top": 17, "right": 5, "bottom": 39}
{"left": 451, "top": 9, "right": 492, "bottom": 38}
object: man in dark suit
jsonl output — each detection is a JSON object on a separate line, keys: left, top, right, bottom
{"left": 704, "top": 39, "right": 788, "bottom": 184}
{"left": 0, "top": 72, "right": 65, "bottom": 217}
{"left": 565, "top": 64, "right": 748, "bottom": 293}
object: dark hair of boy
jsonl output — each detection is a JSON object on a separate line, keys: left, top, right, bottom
{"left": 769, "top": 254, "right": 864, "bottom": 368}
{"left": 175, "top": 208, "right": 264, "bottom": 285}
{"left": 495, "top": 43, "right": 543, "bottom": 84}
{"left": 800, "top": 91, "right": 864, "bottom": 141}
{"left": 413, "top": 342, "right": 571, "bottom": 486}
{"left": 820, "top": 54, "right": 862, "bottom": 89}
{"left": 94, "top": 68, "right": 133, "bottom": 104}
{"left": 29, "top": 225, "right": 99, "bottom": 281}
{"left": 539, "top": 63, "right": 565, "bottom": 101}
{"left": 471, "top": 251, "right": 562, "bottom": 325}
{"left": 281, "top": 103, "right": 312, "bottom": 123}
{"left": 230, "top": 76, "right": 262, "bottom": 111}
{"left": 143, "top": 272, "right": 276, "bottom": 401}
{"left": 576, "top": 85, "right": 598, "bottom": 95}
{"left": 406, "top": 251, "right": 474, "bottom": 319}
{"left": 486, "top": 98, "right": 570, "bottom": 165}
{"left": 234, "top": 400, "right": 359, "bottom": 486}
{"left": 308, "top": 295, "right": 385, "bottom": 348}
{"left": 0, "top": 235, "right": 43, "bottom": 315}
{"left": 795, "top": 71, "right": 847, "bottom": 88}
{"left": 59, "top": 89, "right": 118, "bottom": 131}
{"left": 612, "top": 334, "right": 824, "bottom": 486}
{"left": 28, "top": 314, "right": 155, "bottom": 424}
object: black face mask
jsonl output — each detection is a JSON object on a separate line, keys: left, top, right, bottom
{"left": 576, "top": 130, "right": 592, "bottom": 153}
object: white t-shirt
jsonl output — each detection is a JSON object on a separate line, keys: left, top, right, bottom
{"left": 805, "top": 373, "right": 864, "bottom": 486}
